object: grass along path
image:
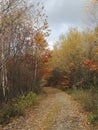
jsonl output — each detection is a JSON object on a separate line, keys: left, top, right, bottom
{"left": 3, "top": 87, "right": 91, "bottom": 130}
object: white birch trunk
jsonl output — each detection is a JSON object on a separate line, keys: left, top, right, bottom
{"left": 1, "top": 43, "right": 6, "bottom": 97}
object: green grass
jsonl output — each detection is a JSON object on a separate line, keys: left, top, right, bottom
{"left": 17, "top": 92, "right": 37, "bottom": 109}
{"left": 0, "top": 91, "right": 40, "bottom": 125}
{"left": 43, "top": 104, "right": 61, "bottom": 130}
{"left": 65, "top": 88, "right": 98, "bottom": 129}
{"left": 0, "top": 105, "right": 23, "bottom": 125}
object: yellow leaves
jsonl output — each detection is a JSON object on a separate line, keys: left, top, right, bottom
{"left": 51, "top": 28, "right": 84, "bottom": 73}
{"left": 95, "top": 52, "right": 98, "bottom": 55}
{"left": 34, "top": 32, "right": 47, "bottom": 47}
{"left": 70, "top": 63, "right": 75, "bottom": 67}
{"left": 34, "top": 33, "right": 43, "bottom": 41}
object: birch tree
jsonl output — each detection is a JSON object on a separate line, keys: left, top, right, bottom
{"left": 0, "top": 0, "right": 50, "bottom": 100}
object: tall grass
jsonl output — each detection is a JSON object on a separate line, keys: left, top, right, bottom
{"left": 65, "top": 88, "right": 98, "bottom": 128}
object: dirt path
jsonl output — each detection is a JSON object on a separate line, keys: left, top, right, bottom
{"left": 3, "top": 87, "right": 91, "bottom": 130}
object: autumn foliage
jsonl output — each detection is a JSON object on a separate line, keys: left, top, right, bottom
{"left": 82, "top": 59, "right": 98, "bottom": 71}
{"left": 49, "top": 27, "right": 98, "bottom": 89}
{"left": 0, "top": 0, "right": 51, "bottom": 102}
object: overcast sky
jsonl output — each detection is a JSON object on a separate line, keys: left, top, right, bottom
{"left": 39, "top": 0, "right": 86, "bottom": 48}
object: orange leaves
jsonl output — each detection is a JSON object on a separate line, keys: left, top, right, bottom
{"left": 82, "top": 59, "right": 98, "bottom": 71}
{"left": 42, "top": 67, "right": 52, "bottom": 79}
{"left": 90, "top": 64, "right": 98, "bottom": 71}
{"left": 82, "top": 59, "right": 92, "bottom": 66}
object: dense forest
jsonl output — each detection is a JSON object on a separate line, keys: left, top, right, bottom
{"left": 49, "top": 27, "right": 98, "bottom": 89}
{"left": 0, "top": 0, "right": 51, "bottom": 102}
{"left": 0, "top": 0, "right": 98, "bottom": 128}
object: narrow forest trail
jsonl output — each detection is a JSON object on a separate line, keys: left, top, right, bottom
{"left": 3, "top": 87, "right": 91, "bottom": 130}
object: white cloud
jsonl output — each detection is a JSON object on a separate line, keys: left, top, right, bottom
{"left": 47, "top": 41, "right": 54, "bottom": 50}
{"left": 44, "top": 0, "right": 85, "bottom": 25}
{"left": 36, "top": 0, "right": 86, "bottom": 46}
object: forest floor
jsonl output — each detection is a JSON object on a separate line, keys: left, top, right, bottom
{"left": 2, "top": 87, "right": 92, "bottom": 130}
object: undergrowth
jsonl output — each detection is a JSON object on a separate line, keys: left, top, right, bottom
{"left": 65, "top": 88, "right": 98, "bottom": 129}
{"left": 0, "top": 91, "right": 38, "bottom": 125}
